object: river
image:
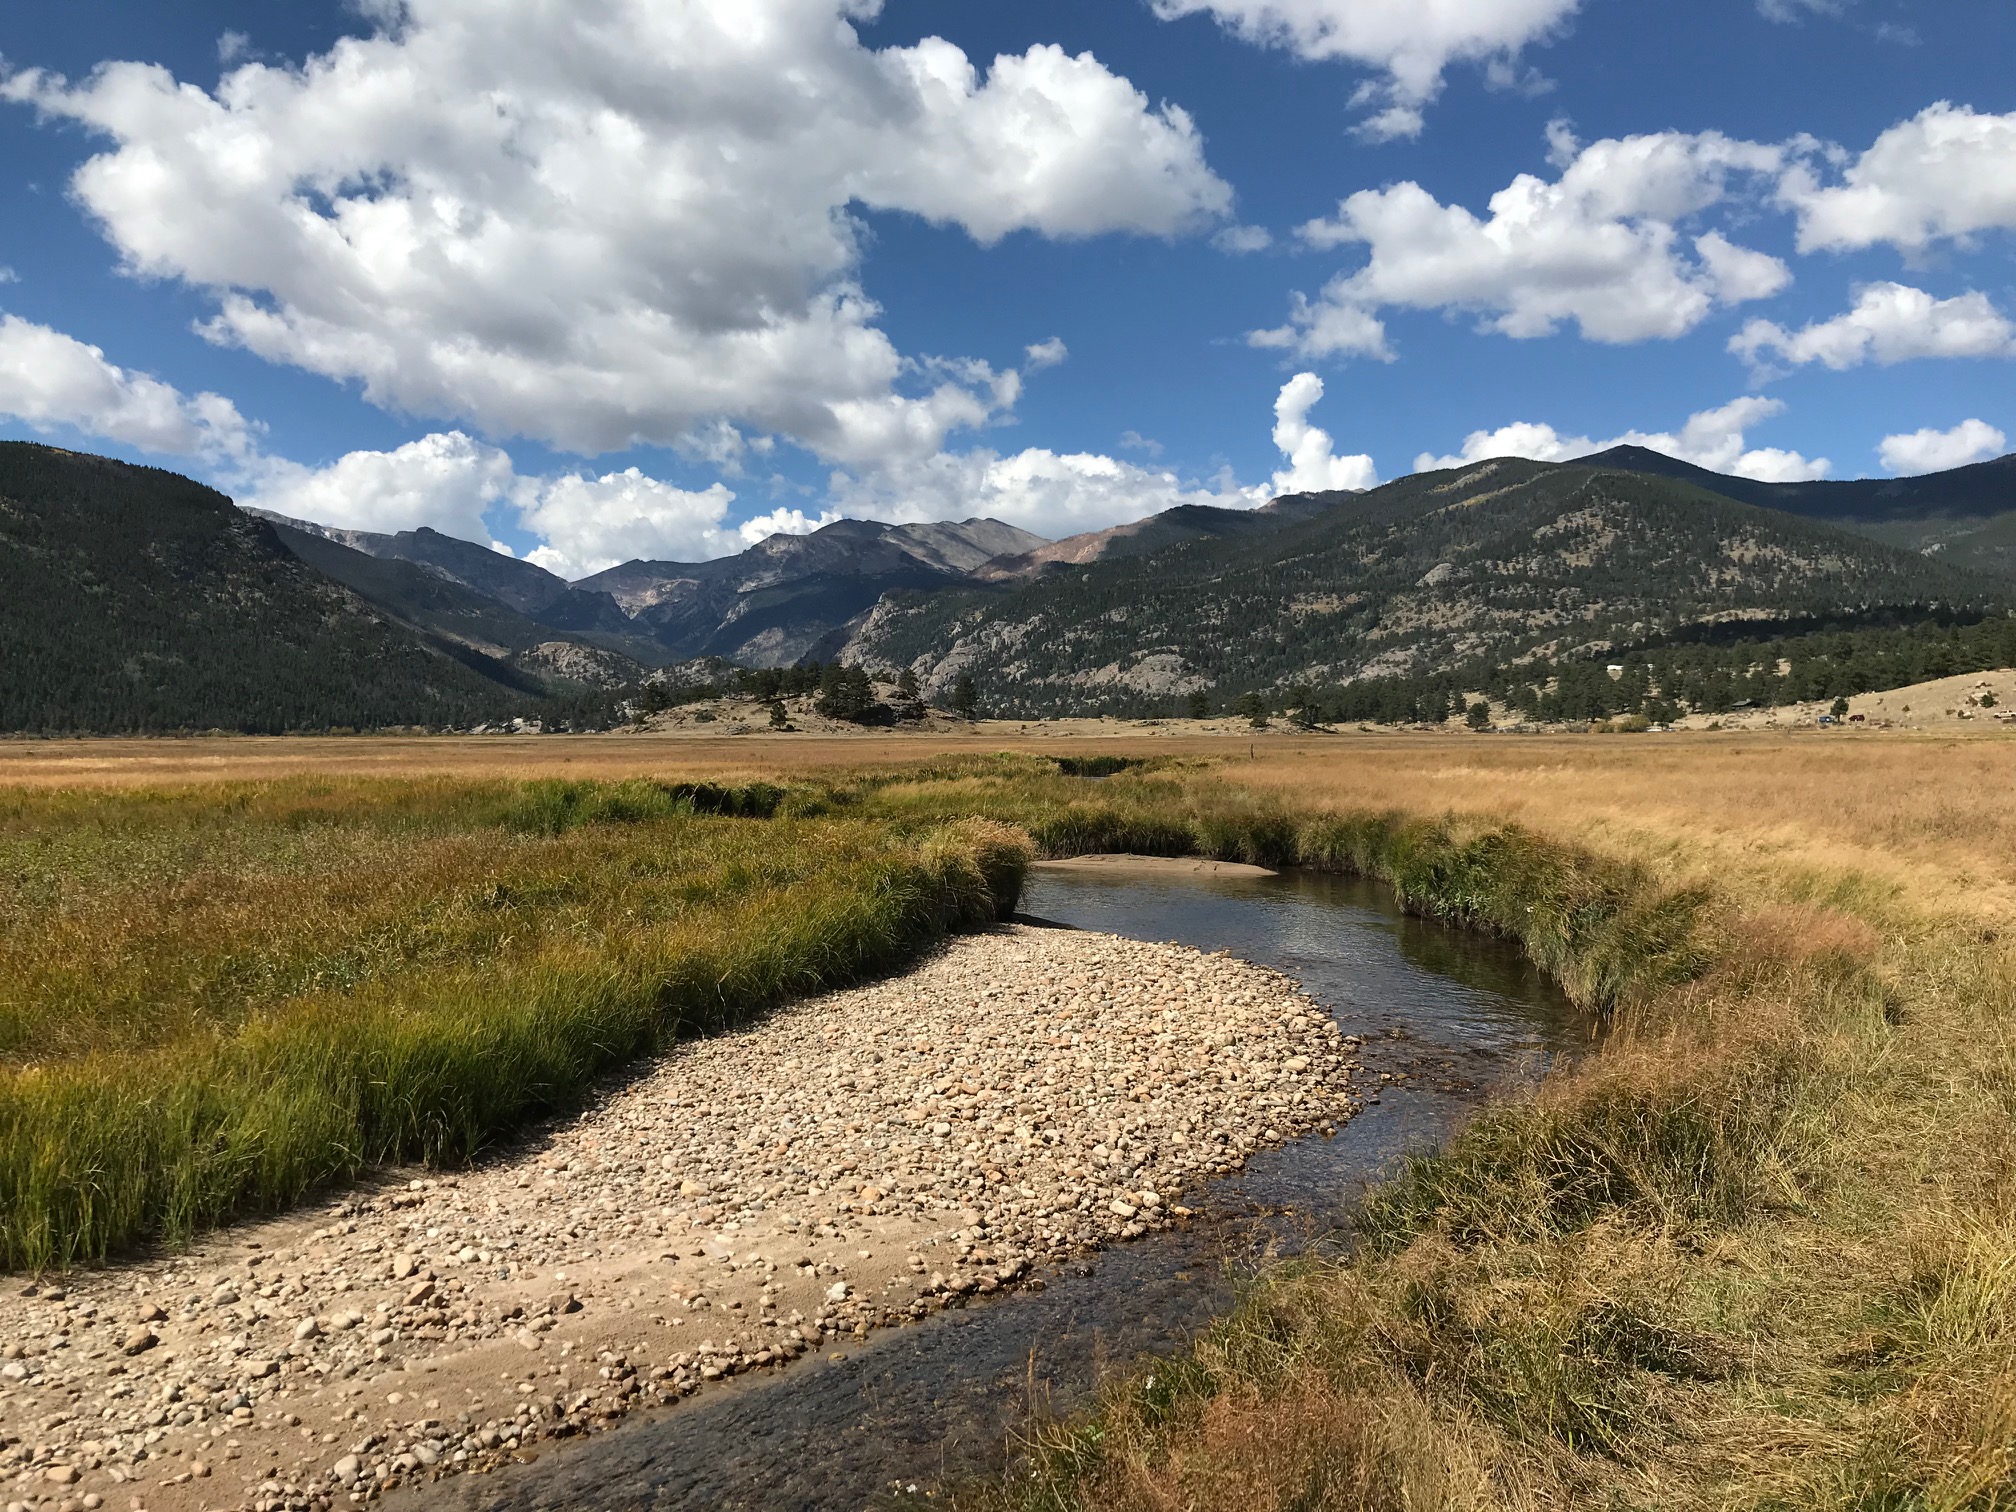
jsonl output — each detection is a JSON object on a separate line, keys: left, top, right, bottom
{"left": 425, "top": 865, "right": 1587, "bottom": 1511}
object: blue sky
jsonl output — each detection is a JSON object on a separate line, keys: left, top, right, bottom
{"left": 1, "top": 0, "right": 2012, "bottom": 576}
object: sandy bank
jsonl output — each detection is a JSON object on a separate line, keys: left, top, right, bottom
{"left": 0, "top": 927, "right": 1361, "bottom": 1512}
{"left": 1031, "top": 854, "right": 1278, "bottom": 879}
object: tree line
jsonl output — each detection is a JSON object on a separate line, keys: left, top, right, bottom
{"left": 1135, "top": 609, "right": 2016, "bottom": 727}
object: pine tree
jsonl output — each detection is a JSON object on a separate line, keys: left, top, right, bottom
{"left": 814, "top": 664, "right": 877, "bottom": 722}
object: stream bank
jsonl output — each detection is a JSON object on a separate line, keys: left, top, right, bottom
{"left": 425, "top": 866, "right": 1584, "bottom": 1512}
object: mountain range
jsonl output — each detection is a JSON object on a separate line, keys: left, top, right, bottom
{"left": 1575, "top": 446, "right": 2016, "bottom": 580}
{"left": 571, "top": 516, "right": 1045, "bottom": 665}
{"left": 838, "top": 455, "right": 2015, "bottom": 717}
{"left": 0, "top": 444, "right": 534, "bottom": 734}
{"left": 2, "top": 435, "right": 2011, "bottom": 732}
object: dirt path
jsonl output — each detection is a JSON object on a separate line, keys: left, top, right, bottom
{"left": 0, "top": 926, "right": 1363, "bottom": 1512}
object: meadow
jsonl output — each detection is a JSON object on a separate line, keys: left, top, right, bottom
{"left": 6, "top": 727, "right": 2016, "bottom": 1507}
{"left": 0, "top": 774, "right": 1029, "bottom": 1268}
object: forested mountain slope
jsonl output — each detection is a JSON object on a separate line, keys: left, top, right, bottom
{"left": 976, "top": 494, "right": 1338, "bottom": 581}
{"left": 1587, "top": 445, "right": 2016, "bottom": 581}
{"left": 843, "top": 457, "right": 2008, "bottom": 717}
{"left": 249, "top": 511, "right": 642, "bottom": 638}
{"left": 0, "top": 444, "right": 528, "bottom": 732}
{"left": 268, "top": 524, "right": 646, "bottom": 688}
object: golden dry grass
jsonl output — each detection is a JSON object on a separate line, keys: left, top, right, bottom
{"left": 10, "top": 729, "right": 2016, "bottom": 1506}
{"left": 11, "top": 727, "right": 2009, "bottom": 896}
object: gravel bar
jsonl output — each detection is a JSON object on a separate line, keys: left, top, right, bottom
{"left": 0, "top": 925, "right": 1365, "bottom": 1512}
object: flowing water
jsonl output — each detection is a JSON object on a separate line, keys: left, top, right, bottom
{"left": 433, "top": 867, "right": 1588, "bottom": 1512}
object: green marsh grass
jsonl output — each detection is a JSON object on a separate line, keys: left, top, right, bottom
{"left": 0, "top": 776, "right": 1028, "bottom": 1268}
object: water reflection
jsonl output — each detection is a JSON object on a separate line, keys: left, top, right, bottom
{"left": 1022, "top": 867, "right": 1581, "bottom": 1058}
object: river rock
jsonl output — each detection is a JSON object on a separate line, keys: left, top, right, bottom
{"left": 0, "top": 925, "right": 1362, "bottom": 1512}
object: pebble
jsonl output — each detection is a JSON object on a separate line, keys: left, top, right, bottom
{"left": 0, "top": 927, "right": 1363, "bottom": 1512}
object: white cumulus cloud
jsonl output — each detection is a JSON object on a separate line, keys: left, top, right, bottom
{"left": 1266, "top": 373, "right": 1378, "bottom": 494}
{"left": 0, "top": 313, "right": 258, "bottom": 463}
{"left": 517, "top": 469, "right": 761, "bottom": 578}
{"left": 1758, "top": 0, "right": 1841, "bottom": 21}
{"left": 1780, "top": 103, "right": 2016, "bottom": 254}
{"left": 1211, "top": 224, "right": 1274, "bottom": 254}
{"left": 244, "top": 431, "right": 817, "bottom": 576}
{"left": 2, "top": 0, "right": 1230, "bottom": 471}
{"left": 245, "top": 432, "right": 518, "bottom": 545}
{"left": 1415, "top": 395, "right": 1831, "bottom": 482}
{"left": 1878, "top": 420, "right": 2008, "bottom": 476}
{"left": 830, "top": 371, "right": 1375, "bottom": 537}
{"left": 1731, "top": 282, "right": 2016, "bottom": 374}
{"left": 1023, "top": 337, "right": 1069, "bottom": 371}
{"left": 1149, "top": 0, "right": 1580, "bottom": 140}
{"left": 1255, "top": 126, "right": 1788, "bottom": 360}
{"left": 831, "top": 447, "right": 1239, "bottom": 543}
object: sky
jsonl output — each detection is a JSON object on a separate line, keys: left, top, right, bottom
{"left": 0, "top": 0, "right": 2012, "bottom": 579}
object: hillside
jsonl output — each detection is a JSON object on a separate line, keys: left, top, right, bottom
{"left": 976, "top": 494, "right": 1337, "bottom": 581}
{"left": 1587, "top": 445, "right": 2016, "bottom": 580}
{"left": 249, "top": 512, "right": 643, "bottom": 638}
{"left": 841, "top": 457, "right": 2010, "bottom": 717}
{"left": 268, "top": 524, "right": 647, "bottom": 687}
{"left": 576, "top": 516, "right": 1047, "bottom": 665}
{"left": 0, "top": 444, "right": 529, "bottom": 732}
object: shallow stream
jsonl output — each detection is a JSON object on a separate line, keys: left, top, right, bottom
{"left": 434, "top": 867, "right": 1588, "bottom": 1511}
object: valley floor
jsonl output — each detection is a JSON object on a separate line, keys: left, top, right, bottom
{"left": 3, "top": 708, "right": 2012, "bottom": 793}
{"left": 0, "top": 927, "right": 1355, "bottom": 1512}
{"left": 7, "top": 731, "right": 2016, "bottom": 1511}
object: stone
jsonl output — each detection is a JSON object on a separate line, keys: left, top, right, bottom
{"left": 46, "top": 1465, "right": 81, "bottom": 1485}
{"left": 0, "top": 927, "right": 1363, "bottom": 1507}
{"left": 120, "top": 1330, "right": 157, "bottom": 1357}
